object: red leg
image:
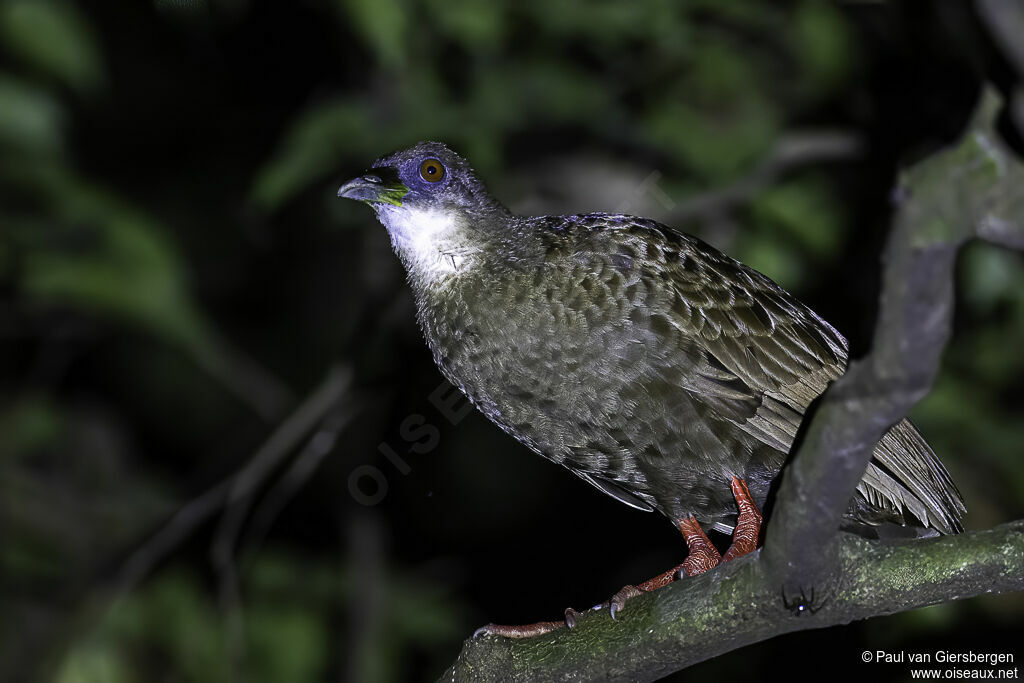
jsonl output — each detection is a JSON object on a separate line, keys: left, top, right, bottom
{"left": 721, "top": 476, "right": 762, "bottom": 562}
{"left": 606, "top": 564, "right": 684, "bottom": 619}
{"left": 607, "top": 478, "right": 759, "bottom": 616}
{"left": 474, "top": 619, "right": 566, "bottom": 639}
{"left": 474, "top": 477, "right": 763, "bottom": 638}
{"left": 678, "top": 515, "right": 722, "bottom": 576}
{"left": 605, "top": 514, "right": 721, "bottom": 616}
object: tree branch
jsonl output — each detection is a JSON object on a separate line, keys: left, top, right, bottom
{"left": 765, "top": 87, "right": 1024, "bottom": 588}
{"left": 439, "top": 87, "right": 1024, "bottom": 682}
{"left": 442, "top": 522, "right": 1024, "bottom": 683}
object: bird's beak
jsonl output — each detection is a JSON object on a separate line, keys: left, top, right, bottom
{"left": 337, "top": 168, "right": 409, "bottom": 207}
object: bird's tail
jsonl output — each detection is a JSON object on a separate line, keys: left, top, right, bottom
{"left": 849, "top": 419, "right": 965, "bottom": 535}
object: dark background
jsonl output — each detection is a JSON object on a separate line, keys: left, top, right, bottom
{"left": 1, "top": 1, "right": 1022, "bottom": 682}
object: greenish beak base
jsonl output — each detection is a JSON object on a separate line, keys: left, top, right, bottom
{"left": 337, "top": 173, "right": 409, "bottom": 207}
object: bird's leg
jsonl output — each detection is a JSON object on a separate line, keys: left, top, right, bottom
{"left": 474, "top": 477, "right": 763, "bottom": 637}
{"left": 721, "top": 476, "right": 762, "bottom": 562}
{"left": 606, "top": 476, "right": 761, "bottom": 616}
{"left": 604, "top": 515, "right": 719, "bottom": 617}
{"left": 678, "top": 515, "right": 722, "bottom": 575}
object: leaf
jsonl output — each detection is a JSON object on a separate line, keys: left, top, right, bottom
{"left": 0, "top": 396, "right": 63, "bottom": 463}
{"left": 245, "top": 607, "right": 327, "bottom": 683}
{"left": 423, "top": 0, "right": 506, "bottom": 52}
{"left": 0, "top": 73, "right": 64, "bottom": 155}
{"left": 18, "top": 180, "right": 209, "bottom": 354}
{"left": 337, "top": 0, "right": 409, "bottom": 69}
{"left": 751, "top": 176, "right": 843, "bottom": 258}
{"left": 0, "top": 1, "right": 103, "bottom": 93}
{"left": 733, "top": 232, "right": 804, "bottom": 289}
{"left": 792, "top": 0, "right": 853, "bottom": 97}
{"left": 644, "top": 98, "right": 778, "bottom": 181}
{"left": 250, "top": 98, "right": 375, "bottom": 212}
{"left": 960, "top": 242, "right": 1024, "bottom": 315}
{"left": 54, "top": 645, "right": 130, "bottom": 683}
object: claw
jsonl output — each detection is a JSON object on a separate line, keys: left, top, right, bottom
{"left": 608, "top": 584, "right": 642, "bottom": 620}
{"left": 473, "top": 480, "right": 762, "bottom": 640}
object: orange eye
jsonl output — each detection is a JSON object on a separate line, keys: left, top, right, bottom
{"left": 419, "top": 158, "right": 445, "bottom": 182}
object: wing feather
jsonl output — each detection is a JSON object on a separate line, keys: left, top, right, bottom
{"left": 553, "top": 213, "right": 963, "bottom": 532}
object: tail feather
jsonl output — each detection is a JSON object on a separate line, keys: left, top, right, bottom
{"left": 853, "top": 419, "right": 965, "bottom": 534}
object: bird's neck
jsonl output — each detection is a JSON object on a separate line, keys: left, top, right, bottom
{"left": 375, "top": 204, "right": 515, "bottom": 291}
{"left": 374, "top": 204, "right": 479, "bottom": 289}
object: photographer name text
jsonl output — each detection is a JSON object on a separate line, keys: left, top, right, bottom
{"left": 865, "top": 651, "right": 1015, "bottom": 666}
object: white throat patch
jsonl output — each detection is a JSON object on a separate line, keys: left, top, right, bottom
{"left": 379, "top": 206, "right": 478, "bottom": 281}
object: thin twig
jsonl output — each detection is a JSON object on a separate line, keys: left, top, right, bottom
{"left": 112, "top": 365, "right": 350, "bottom": 599}
{"left": 209, "top": 365, "right": 352, "bottom": 677}
{"left": 115, "top": 479, "right": 231, "bottom": 595}
{"left": 240, "top": 403, "right": 356, "bottom": 558}
{"left": 667, "top": 130, "right": 864, "bottom": 223}
{"left": 192, "top": 332, "right": 294, "bottom": 420}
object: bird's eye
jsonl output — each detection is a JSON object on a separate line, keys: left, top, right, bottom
{"left": 419, "top": 158, "right": 445, "bottom": 183}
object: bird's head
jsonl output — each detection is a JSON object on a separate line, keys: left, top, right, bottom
{"left": 338, "top": 141, "right": 494, "bottom": 212}
{"left": 338, "top": 141, "right": 510, "bottom": 282}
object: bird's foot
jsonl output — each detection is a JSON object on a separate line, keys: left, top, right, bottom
{"left": 474, "top": 478, "right": 763, "bottom": 637}
{"left": 598, "top": 522, "right": 716, "bottom": 621}
{"left": 473, "top": 617, "right": 567, "bottom": 639}
{"left": 604, "top": 564, "right": 683, "bottom": 619}
{"left": 601, "top": 476, "right": 763, "bottom": 619}
{"left": 684, "top": 476, "right": 762, "bottom": 567}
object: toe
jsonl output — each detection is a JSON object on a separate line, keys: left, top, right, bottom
{"left": 473, "top": 624, "right": 496, "bottom": 638}
{"left": 682, "top": 549, "right": 720, "bottom": 576}
{"left": 473, "top": 621, "right": 566, "bottom": 638}
{"left": 608, "top": 585, "right": 643, "bottom": 620}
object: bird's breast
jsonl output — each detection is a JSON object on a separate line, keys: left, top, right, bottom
{"left": 418, "top": 264, "right": 702, "bottom": 456}
{"left": 414, "top": 258, "right": 784, "bottom": 523}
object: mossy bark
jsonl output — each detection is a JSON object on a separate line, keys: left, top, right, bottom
{"left": 441, "top": 522, "right": 1024, "bottom": 683}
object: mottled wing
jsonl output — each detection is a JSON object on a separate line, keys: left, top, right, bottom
{"left": 596, "top": 218, "right": 848, "bottom": 453}
{"left": 635, "top": 227, "right": 963, "bottom": 533}
{"left": 557, "top": 214, "right": 963, "bottom": 533}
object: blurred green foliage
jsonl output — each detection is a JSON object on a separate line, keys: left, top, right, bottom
{"left": 254, "top": 0, "right": 854, "bottom": 212}
{"left": 0, "top": 1, "right": 102, "bottom": 93}
{"left": 915, "top": 243, "right": 1024, "bottom": 517}
{"left": 54, "top": 552, "right": 465, "bottom": 683}
{"left": 0, "top": 74, "right": 64, "bottom": 154}
{"left": 16, "top": 169, "right": 208, "bottom": 352}
{"left": 0, "top": 0, "right": 1020, "bottom": 682}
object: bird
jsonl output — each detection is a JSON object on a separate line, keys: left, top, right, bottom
{"left": 338, "top": 141, "right": 965, "bottom": 637}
